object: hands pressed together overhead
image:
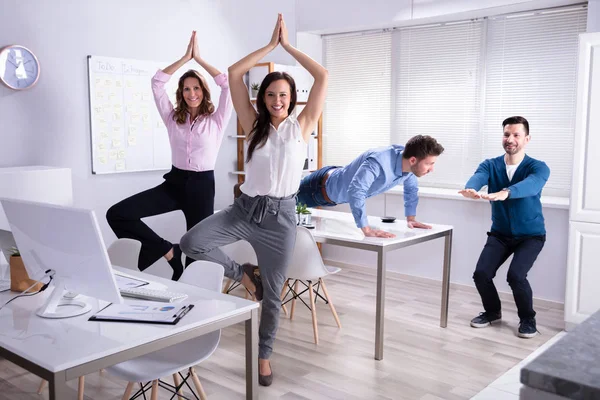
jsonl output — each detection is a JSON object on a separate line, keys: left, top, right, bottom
{"left": 269, "top": 13, "right": 290, "bottom": 49}
{"left": 183, "top": 30, "right": 203, "bottom": 62}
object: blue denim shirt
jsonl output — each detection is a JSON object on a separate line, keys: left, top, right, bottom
{"left": 326, "top": 145, "right": 418, "bottom": 228}
{"left": 465, "top": 154, "right": 550, "bottom": 237}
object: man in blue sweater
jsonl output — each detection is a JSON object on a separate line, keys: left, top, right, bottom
{"left": 459, "top": 116, "right": 550, "bottom": 338}
{"left": 297, "top": 135, "right": 444, "bottom": 238}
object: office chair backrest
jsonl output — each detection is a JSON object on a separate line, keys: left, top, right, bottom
{"left": 221, "top": 240, "right": 258, "bottom": 265}
{"left": 107, "top": 238, "right": 142, "bottom": 270}
{"left": 180, "top": 261, "right": 224, "bottom": 293}
{"left": 287, "top": 226, "right": 330, "bottom": 281}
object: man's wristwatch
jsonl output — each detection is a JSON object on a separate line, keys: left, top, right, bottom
{"left": 502, "top": 188, "right": 511, "bottom": 198}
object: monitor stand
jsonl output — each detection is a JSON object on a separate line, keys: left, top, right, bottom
{"left": 36, "top": 278, "right": 92, "bottom": 319}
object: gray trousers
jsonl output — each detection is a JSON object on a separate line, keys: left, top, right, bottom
{"left": 180, "top": 193, "right": 297, "bottom": 359}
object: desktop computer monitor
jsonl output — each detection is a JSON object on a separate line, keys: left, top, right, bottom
{"left": 0, "top": 198, "right": 123, "bottom": 319}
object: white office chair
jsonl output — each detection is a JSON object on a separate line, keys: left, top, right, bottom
{"left": 36, "top": 238, "right": 143, "bottom": 398}
{"left": 282, "top": 226, "right": 342, "bottom": 344}
{"left": 104, "top": 260, "right": 224, "bottom": 400}
{"left": 220, "top": 240, "right": 257, "bottom": 299}
{"left": 107, "top": 238, "right": 142, "bottom": 270}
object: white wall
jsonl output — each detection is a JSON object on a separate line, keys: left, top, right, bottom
{"left": 296, "top": 0, "right": 584, "bottom": 34}
{"left": 589, "top": 0, "right": 600, "bottom": 32}
{"left": 0, "top": 1, "right": 296, "bottom": 277}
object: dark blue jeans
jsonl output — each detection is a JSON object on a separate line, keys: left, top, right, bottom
{"left": 297, "top": 166, "right": 338, "bottom": 207}
{"left": 473, "top": 232, "right": 545, "bottom": 320}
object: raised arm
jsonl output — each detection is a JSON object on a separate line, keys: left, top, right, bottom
{"left": 191, "top": 34, "right": 232, "bottom": 130}
{"left": 163, "top": 31, "right": 194, "bottom": 75}
{"left": 228, "top": 15, "right": 281, "bottom": 135}
{"left": 152, "top": 31, "right": 195, "bottom": 123}
{"left": 192, "top": 34, "right": 222, "bottom": 78}
{"left": 279, "top": 15, "right": 328, "bottom": 143}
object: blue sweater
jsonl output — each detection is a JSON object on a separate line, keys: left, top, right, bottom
{"left": 465, "top": 155, "right": 550, "bottom": 238}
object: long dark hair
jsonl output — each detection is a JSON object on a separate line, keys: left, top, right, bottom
{"left": 246, "top": 72, "right": 297, "bottom": 163}
{"left": 172, "top": 70, "right": 215, "bottom": 125}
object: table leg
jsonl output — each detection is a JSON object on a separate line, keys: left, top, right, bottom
{"left": 50, "top": 372, "right": 74, "bottom": 400}
{"left": 375, "top": 249, "right": 387, "bottom": 360}
{"left": 245, "top": 308, "right": 258, "bottom": 400}
{"left": 440, "top": 230, "right": 453, "bottom": 328}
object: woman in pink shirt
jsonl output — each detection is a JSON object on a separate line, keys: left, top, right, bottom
{"left": 106, "top": 31, "right": 232, "bottom": 280}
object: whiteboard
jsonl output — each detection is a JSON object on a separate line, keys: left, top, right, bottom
{"left": 87, "top": 55, "right": 177, "bottom": 174}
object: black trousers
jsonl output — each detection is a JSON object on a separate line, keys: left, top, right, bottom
{"left": 106, "top": 166, "right": 215, "bottom": 271}
{"left": 473, "top": 232, "right": 545, "bottom": 320}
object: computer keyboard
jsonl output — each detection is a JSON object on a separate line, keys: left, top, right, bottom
{"left": 120, "top": 287, "right": 188, "bottom": 303}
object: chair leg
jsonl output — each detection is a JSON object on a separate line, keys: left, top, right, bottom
{"left": 173, "top": 373, "right": 184, "bottom": 400}
{"left": 150, "top": 380, "right": 159, "bottom": 400}
{"left": 37, "top": 379, "right": 47, "bottom": 394}
{"left": 290, "top": 280, "right": 299, "bottom": 320}
{"left": 190, "top": 368, "right": 208, "bottom": 400}
{"left": 121, "top": 382, "right": 134, "bottom": 400}
{"left": 308, "top": 281, "right": 319, "bottom": 344}
{"left": 78, "top": 376, "right": 85, "bottom": 400}
{"left": 320, "top": 278, "right": 342, "bottom": 328}
{"left": 280, "top": 278, "right": 289, "bottom": 316}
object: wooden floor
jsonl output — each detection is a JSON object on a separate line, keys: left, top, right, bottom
{"left": 0, "top": 262, "right": 564, "bottom": 400}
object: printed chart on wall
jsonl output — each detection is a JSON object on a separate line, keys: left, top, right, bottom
{"left": 87, "top": 55, "right": 176, "bottom": 174}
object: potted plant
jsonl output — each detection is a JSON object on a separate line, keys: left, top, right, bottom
{"left": 9, "top": 246, "right": 42, "bottom": 292}
{"left": 250, "top": 82, "right": 260, "bottom": 98}
{"left": 296, "top": 203, "right": 312, "bottom": 225}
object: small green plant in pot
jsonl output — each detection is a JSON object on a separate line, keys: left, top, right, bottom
{"left": 296, "top": 203, "right": 312, "bottom": 225}
{"left": 250, "top": 82, "right": 260, "bottom": 98}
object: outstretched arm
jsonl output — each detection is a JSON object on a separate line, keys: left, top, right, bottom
{"left": 348, "top": 159, "right": 396, "bottom": 238}
{"left": 402, "top": 174, "right": 431, "bottom": 229}
{"left": 459, "top": 160, "right": 490, "bottom": 199}
{"left": 279, "top": 15, "right": 328, "bottom": 143}
{"left": 228, "top": 15, "right": 281, "bottom": 135}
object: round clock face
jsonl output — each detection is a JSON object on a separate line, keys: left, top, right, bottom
{"left": 0, "top": 45, "right": 40, "bottom": 90}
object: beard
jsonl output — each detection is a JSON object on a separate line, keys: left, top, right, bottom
{"left": 503, "top": 143, "right": 520, "bottom": 155}
{"left": 410, "top": 165, "right": 426, "bottom": 177}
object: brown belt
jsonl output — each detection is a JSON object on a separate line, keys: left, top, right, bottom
{"left": 321, "top": 169, "right": 335, "bottom": 204}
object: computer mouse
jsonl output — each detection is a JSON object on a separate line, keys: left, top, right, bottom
{"left": 381, "top": 216, "right": 396, "bottom": 223}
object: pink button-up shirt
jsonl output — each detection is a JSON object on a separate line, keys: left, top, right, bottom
{"left": 151, "top": 70, "right": 232, "bottom": 172}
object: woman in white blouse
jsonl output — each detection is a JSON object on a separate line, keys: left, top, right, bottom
{"left": 181, "top": 14, "right": 327, "bottom": 386}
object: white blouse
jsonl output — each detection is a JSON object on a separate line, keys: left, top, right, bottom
{"left": 240, "top": 115, "right": 307, "bottom": 198}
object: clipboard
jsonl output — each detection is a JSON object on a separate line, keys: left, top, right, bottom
{"left": 89, "top": 302, "right": 194, "bottom": 325}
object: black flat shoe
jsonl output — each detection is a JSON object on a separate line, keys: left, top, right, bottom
{"left": 259, "top": 361, "right": 273, "bottom": 387}
{"left": 242, "top": 263, "right": 263, "bottom": 301}
{"left": 168, "top": 244, "right": 184, "bottom": 281}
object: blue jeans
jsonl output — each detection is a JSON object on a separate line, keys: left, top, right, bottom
{"left": 297, "top": 166, "right": 338, "bottom": 207}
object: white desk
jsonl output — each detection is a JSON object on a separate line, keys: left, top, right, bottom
{"left": 308, "top": 209, "right": 453, "bottom": 360}
{"left": 0, "top": 267, "right": 260, "bottom": 400}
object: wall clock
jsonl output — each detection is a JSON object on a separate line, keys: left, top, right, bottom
{"left": 0, "top": 45, "right": 40, "bottom": 90}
